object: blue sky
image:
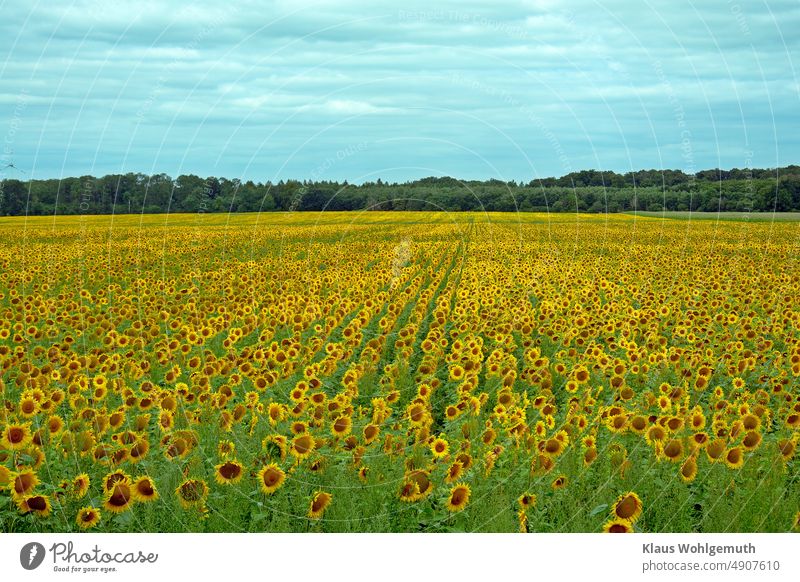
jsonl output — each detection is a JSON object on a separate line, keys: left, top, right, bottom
{"left": 1, "top": 0, "right": 798, "bottom": 183}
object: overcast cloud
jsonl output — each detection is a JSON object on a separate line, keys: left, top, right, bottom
{"left": 1, "top": 0, "right": 798, "bottom": 182}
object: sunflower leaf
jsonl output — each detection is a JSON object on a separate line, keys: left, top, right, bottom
{"left": 589, "top": 503, "right": 608, "bottom": 516}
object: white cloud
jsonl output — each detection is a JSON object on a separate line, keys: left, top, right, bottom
{"left": 316, "top": 99, "right": 392, "bottom": 115}
{"left": 0, "top": 0, "right": 797, "bottom": 180}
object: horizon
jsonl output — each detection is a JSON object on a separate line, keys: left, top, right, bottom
{"left": 2, "top": 1, "right": 799, "bottom": 184}
{"left": 2, "top": 162, "right": 797, "bottom": 187}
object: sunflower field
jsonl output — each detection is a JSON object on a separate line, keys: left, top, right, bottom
{"left": 0, "top": 212, "right": 798, "bottom": 533}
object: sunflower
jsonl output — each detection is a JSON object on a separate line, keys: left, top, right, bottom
{"left": 290, "top": 434, "right": 315, "bottom": 460}
{"left": 128, "top": 437, "right": 150, "bottom": 463}
{"left": 162, "top": 435, "right": 188, "bottom": 460}
{"left": 741, "top": 430, "right": 761, "bottom": 451}
{"left": 1, "top": 423, "right": 32, "bottom": 450}
{"left": 257, "top": 463, "right": 286, "bottom": 494}
{"left": 611, "top": 492, "right": 643, "bottom": 523}
{"left": 102, "top": 470, "right": 131, "bottom": 492}
{"left": 406, "top": 403, "right": 427, "bottom": 426}
{"left": 689, "top": 432, "right": 709, "bottom": 450}
{"left": 629, "top": 415, "right": 648, "bottom": 434}
{"left": 680, "top": 456, "right": 698, "bottom": 483}
{"left": 0, "top": 465, "right": 11, "bottom": 488}
{"left": 399, "top": 480, "right": 421, "bottom": 502}
{"left": 290, "top": 421, "right": 308, "bottom": 435}
{"left": 47, "top": 415, "right": 65, "bottom": 435}
{"left": 645, "top": 425, "right": 667, "bottom": 445}
{"left": 131, "top": 476, "right": 159, "bottom": 502}
{"left": 362, "top": 424, "right": 380, "bottom": 444}
{"left": 267, "top": 403, "right": 285, "bottom": 426}
{"left": 741, "top": 413, "right": 760, "bottom": 431}
{"left": 689, "top": 410, "right": 706, "bottom": 431}
{"left": 449, "top": 365, "right": 465, "bottom": 381}
{"left": 263, "top": 434, "right": 288, "bottom": 460}
{"left": 76, "top": 506, "right": 101, "bottom": 529}
{"left": 573, "top": 366, "right": 590, "bottom": 383}
{"left": 666, "top": 416, "right": 684, "bottom": 432}
{"left": 445, "top": 460, "right": 464, "bottom": 483}
{"left": 11, "top": 468, "right": 39, "bottom": 498}
{"left": 218, "top": 440, "right": 236, "bottom": 458}
{"left": 481, "top": 428, "right": 497, "bottom": 445}
{"left": 18, "top": 494, "right": 51, "bottom": 517}
{"left": 214, "top": 460, "right": 245, "bottom": 485}
{"left": 72, "top": 473, "right": 90, "bottom": 498}
{"left": 551, "top": 475, "right": 568, "bottom": 490}
{"left": 517, "top": 493, "right": 537, "bottom": 511}
{"left": 662, "top": 439, "right": 684, "bottom": 463}
{"left": 724, "top": 446, "right": 744, "bottom": 469}
{"left": 777, "top": 438, "right": 795, "bottom": 461}
{"left": 331, "top": 415, "right": 352, "bottom": 438}
{"left": 603, "top": 519, "right": 634, "bottom": 533}
{"left": 405, "top": 469, "right": 433, "bottom": 500}
{"left": 103, "top": 482, "right": 133, "bottom": 514}
{"left": 439, "top": 482, "right": 469, "bottom": 513}
{"left": 430, "top": 436, "right": 449, "bottom": 459}
{"left": 176, "top": 479, "right": 209, "bottom": 509}
{"left": 308, "top": 491, "right": 333, "bottom": 519}
{"left": 706, "top": 438, "right": 727, "bottom": 462}
{"left": 18, "top": 396, "right": 40, "bottom": 419}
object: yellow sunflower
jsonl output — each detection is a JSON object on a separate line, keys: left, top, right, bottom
{"left": 611, "top": 492, "right": 643, "bottom": 523}
{"left": 257, "top": 463, "right": 286, "bottom": 495}
{"left": 214, "top": 460, "right": 245, "bottom": 485}
{"left": 446, "top": 483, "right": 471, "bottom": 512}
{"left": 1, "top": 423, "right": 32, "bottom": 450}
{"left": 131, "top": 476, "right": 159, "bottom": 502}
{"left": 603, "top": 519, "right": 634, "bottom": 533}
{"left": 76, "top": 506, "right": 101, "bottom": 529}
{"left": 308, "top": 491, "right": 333, "bottom": 519}
{"left": 103, "top": 482, "right": 133, "bottom": 514}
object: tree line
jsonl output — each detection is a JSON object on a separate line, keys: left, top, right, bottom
{"left": 1, "top": 166, "right": 799, "bottom": 215}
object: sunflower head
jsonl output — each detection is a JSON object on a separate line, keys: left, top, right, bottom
{"left": 603, "top": 519, "right": 634, "bottom": 533}
{"left": 2, "top": 423, "right": 32, "bottom": 450}
{"left": 214, "top": 460, "right": 245, "bottom": 485}
{"left": 308, "top": 491, "right": 333, "bottom": 519}
{"left": 76, "top": 506, "right": 101, "bottom": 529}
{"left": 517, "top": 493, "right": 537, "bottom": 511}
{"left": 18, "top": 494, "right": 51, "bottom": 517}
{"left": 71, "top": 473, "right": 91, "bottom": 498}
{"left": 132, "top": 476, "right": 159, "bottom": 502}
{"left": 11, "top": 469, "right": 39, "bottom": 498}
{"left": 103, "top": 482, "right": 133, "bottom": 514}
{"left": 446, "top": 483, "right": 471, "bottom": 512}
{"left": 258, "top": 463, "right": 286, "bottom": 495}
{"left": 430, "top": 436, "right": 449, "bottom": 459}
{"left": 176, "top": 479, "right": 209, "bottom": 509}
{"left": 611, "top": 492, "right": 643, "bottom": 523}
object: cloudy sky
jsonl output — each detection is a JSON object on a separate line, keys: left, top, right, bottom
{"left": 1, "top": 0, "right": 798, "bottom": 183}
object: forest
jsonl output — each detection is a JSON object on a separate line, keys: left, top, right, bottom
{"left": 1, "top": 166, "right": 799, "bottom": 215}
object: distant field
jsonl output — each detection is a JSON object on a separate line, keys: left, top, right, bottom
{"left": 1, "top": 212, "right": 798, "bottom": 533}
{"left": 626, "top": 211, "right": 800, "bottom": 221}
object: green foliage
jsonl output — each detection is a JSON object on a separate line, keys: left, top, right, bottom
{"left": 2, "top": 166, "right": 800, "bottom": 215}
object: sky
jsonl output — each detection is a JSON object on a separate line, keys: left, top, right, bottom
{"left": 1, "top": 0, "right": 798, "bottom": 184}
